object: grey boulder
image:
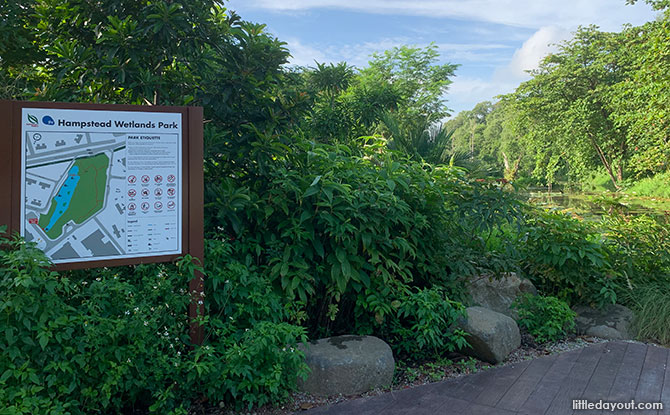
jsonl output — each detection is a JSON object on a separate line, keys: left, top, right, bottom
{"left": 458, "top": 306, "right": 521, "bottom": 364}
{"left": 466, "top": 272, "right": 538, "bottom": 319}
{"left": 297, "top": 335, "right": 395, "bottom": 396}
{"left": 573, "top": 304, "right": 634, "bottom": 340}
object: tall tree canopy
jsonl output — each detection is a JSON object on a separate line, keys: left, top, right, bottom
{"left": 303, "top": 44, "right": 458, "bottom": 144}
{"left": 436, "top": 2, "right": 668, "bottom": 189}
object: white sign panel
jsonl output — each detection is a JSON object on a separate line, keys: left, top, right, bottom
{"left": 20, "top": 108, "right": 182, "bottom": 264}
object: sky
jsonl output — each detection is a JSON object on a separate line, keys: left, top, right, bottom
{"left": 223, "top": 1, "right": 660, "bottom": 117}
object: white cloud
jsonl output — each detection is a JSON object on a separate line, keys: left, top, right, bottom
{"left": 283, "top": 38, "right": 408, "bottom": 67}
{"left": 496, "top": 26, "right": 570, "bottom": 80}
{"left": 284, "top": 38, "right": 329, "bottom": 67}
{"left": 231, "top": 0, "right": 658, "bottom": 31}
{"left": 446, "top": 76, "right": 518, "bottom": 116}
{"left": 330, "top": 38, "right": 409, "bottom": 67}
{"left": 284, "top": 38, "right": 514, "bottom": 68}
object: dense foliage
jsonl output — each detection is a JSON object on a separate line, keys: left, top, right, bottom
{"left": 0, "top": 232, "right": 307, "bottom": 414}
{"left": 512, "top": 294, "right": 576, "bottom": 343}
{"left": 518, "top": 210, "right": 617, "bottom": 306}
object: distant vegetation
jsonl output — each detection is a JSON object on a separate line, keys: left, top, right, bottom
{"left": 443, "top": 4, "right": 669, "bottom": 193}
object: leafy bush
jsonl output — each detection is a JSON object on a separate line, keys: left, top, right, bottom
{"left": 602, "top": 214, "right": 670, "bottom": 290}
{"left": 199, "top": 239, "right": 309, "bottom": 409}
{"left": 518, "top": 209, "right": 619, "bottom": 306}
{"left": 0, "top": 234, "right": 308, "bottom": 413}
{"left": 512, "top": 294, "right": 576, "bottom": 343}
{"left": 0, "top": 233, "right": 193, "bottom": 414}
{"left": 208, "top": 138, "right": 523, "bottom": 337}
{"left": 355, "top": 285, "right": 468, "bottom": 358}
{"left": 387, "top": 287, "right": 468, "bottom": 358}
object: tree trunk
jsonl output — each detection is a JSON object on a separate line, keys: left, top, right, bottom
{"left": 502, "top": 151, "right": 522, "bottom": 181}
{"left": 470, "top": 122, "right": 475, "bottom": 158}
{"left": 588, "top": 132, "right": 620, "bottom": 190}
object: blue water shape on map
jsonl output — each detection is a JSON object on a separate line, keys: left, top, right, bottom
{"left": 44, "top": 165, "right": 80, "bottom": 232}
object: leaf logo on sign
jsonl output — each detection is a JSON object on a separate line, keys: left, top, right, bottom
{"left": 26, "top": 114, "right": 39, "bottom": 127}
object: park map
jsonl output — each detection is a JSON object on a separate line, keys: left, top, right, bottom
{"left": 22, "top": 108, "right": 182, "bottom": 264}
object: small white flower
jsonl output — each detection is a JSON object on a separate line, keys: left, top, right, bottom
{"left": 144, "top": 321, "right": 149, "bottom": 326}
{"left": 124, "top": 310, "right": 130, "bottom": 316}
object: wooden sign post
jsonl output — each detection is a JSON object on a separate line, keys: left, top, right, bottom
{"left": 0, "top": 100, "right": 204, "bottom": 345}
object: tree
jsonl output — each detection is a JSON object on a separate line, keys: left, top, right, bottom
{"left": 625, "top": 0, "right": 670, "bottom": 10}
{"left": 302, "top": 44, "right": 458, "bottom": 147}
{"left": 508, "top": 26, "right": 634, "bottom": 189}
{"left": 361, "top": 43, "right": 458, "bottom": 129}
{"left": 608, "top": 11, "right": 670, "bottom": 176}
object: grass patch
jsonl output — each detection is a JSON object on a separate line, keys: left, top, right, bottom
{"left": 38, "top": 153, "right": 109, "bottom": 239}
{"left": 622, "top": 282, "right": 670, "bottom": 346}
{"left": 582, "top": 171, "right": 618, "bottom": 192}
{"left": 393, "top": 356, "right": 485, "bottom": 386}
{"left": 626, "top": 171, "right": 670, "bottom": 199}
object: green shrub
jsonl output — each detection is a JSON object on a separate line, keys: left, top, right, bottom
{"left": 389, "top": 287, "right": 468, "bottom": 358}
{"left": 355, "top": 285, "right": 468, "bottom": 358}
{"left": 602, "top": 214, "right": 670, "bottom": 291}
{"left": 512, "top": 294, "right": 576, "bottom": 343}
{"left": 0, "top": 233, "right": 193, "bottom": 414}
{"left": 199, "top": 239, "right": 309, "bottom": 409}
{"left": 207, "top": 138, "right": 523, "bottom": 336}
{"left": 518, "top": 209, "right": 618, "bottom": 306}
{"left": 0, "top": 234, "right": 308, "bottom": 413}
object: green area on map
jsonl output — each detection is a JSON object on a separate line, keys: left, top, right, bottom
{"left": 38, "top": 153, "right": 110, "bottom": 239}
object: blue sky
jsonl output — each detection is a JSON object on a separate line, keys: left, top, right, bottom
{"left": 224, "top": 0, "right": 660, "bottom": 117}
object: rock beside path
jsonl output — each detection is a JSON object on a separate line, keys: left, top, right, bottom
{"left": 458, "top": 306, "right": 521, "bottom": 364}
{"left": 297, "top": 335, "right": 395, "bottom": 396}
{"left": 466, "top": 273, "right": 538, "bottom": 319}
{"left": 573, "top": 304, "right": 634, "bottom": 340}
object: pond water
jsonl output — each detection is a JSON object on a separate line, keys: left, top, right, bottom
{"left": 44, "top": 165, "right": 81, "bottom": 232}
{"left": 522, "top": 189, "right": 670, "bottom": 221}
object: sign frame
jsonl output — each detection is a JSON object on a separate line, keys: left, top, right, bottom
{"left": 0, "top": 100, "right": 204, "bottom": 343}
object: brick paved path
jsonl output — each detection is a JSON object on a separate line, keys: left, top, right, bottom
{"left": 300, "top": 341, "right": 670, "bottom": 415}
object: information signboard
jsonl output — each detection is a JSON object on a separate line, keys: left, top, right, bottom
{"left": 20, "top": 108, "right": 184, "bottom": 264}
{"left": 1, "top": 100, "right": 204, "bottom": 343}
